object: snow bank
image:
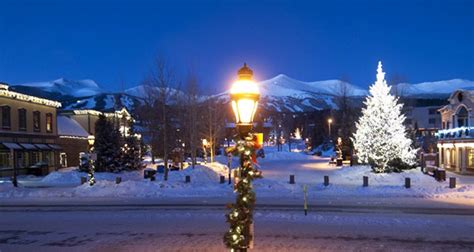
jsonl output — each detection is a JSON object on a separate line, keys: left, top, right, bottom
{"left": 0, "top": 154, "right": 473, "bottom": 203}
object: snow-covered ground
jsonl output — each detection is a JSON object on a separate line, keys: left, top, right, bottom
{"left": 1, "top": 146, "right": 473, "bottom": 207}
{"left": 1, "top": 206, "right": 473, "bottom": 251}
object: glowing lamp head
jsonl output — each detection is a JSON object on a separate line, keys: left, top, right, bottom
{"left": 230, "top": 63, "right": 260, "bottom": 131}
{"left": 87, "top": 135, "right": 95, "bottom": 146}
{"left": 327, "top": 118, "right": 333, "bottom": 124}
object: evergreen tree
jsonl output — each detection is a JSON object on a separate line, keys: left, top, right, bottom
{"left": 121, "top": 120, "right": 143, "bottom": 170}
{"left": 94, "top": 114, "right": 122, "bottom": 172}
{"left": 352, "top": 62, "right": 416, "bottom": 172}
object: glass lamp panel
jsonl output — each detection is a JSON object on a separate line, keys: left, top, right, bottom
{"left": 237, "top": 98, "right": 257, "bottom": 124}
{"left": 251, "top": 101, "right": 258, "bottom": 122}
{"left": 231, "top": 100, "right": 239, "bottom": 123}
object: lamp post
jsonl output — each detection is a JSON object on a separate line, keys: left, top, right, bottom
{"left": 224, "top": 63, "right": 262, "bottom": 251}
{"left": 202, "top": 139, "right": 208, "bottom": 164}
{"left": 327, "top": 118, "right": 333, "bottom": 140}
{"left": 87, "top": 135, "right": 95, "bottom": 186}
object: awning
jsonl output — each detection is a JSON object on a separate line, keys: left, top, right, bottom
{"left": 19, "top": 143, "right": 38, "bottom": 150}
{"left": 1, "top": 142, "right": 23, "bottom": 150}
{"left": 34, "top": 144, "right": 52, "bottom": 150}
{"left": 48, "top": 144, "right": 63, "bottom": 150}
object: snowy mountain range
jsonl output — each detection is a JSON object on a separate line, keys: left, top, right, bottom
{"left": 13, "top": 78, "right": 104, "bottom": 98}
{"left": 8, "top": 76, "right": 474, "bottom": 113}
{"left": 392, "top": 79, "right": 474, "bottom": 98}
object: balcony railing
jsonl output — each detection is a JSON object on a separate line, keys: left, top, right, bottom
{"left": 436, "top": 126, "right": 474, "bottom": 139}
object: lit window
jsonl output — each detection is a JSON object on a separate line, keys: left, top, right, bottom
{"left": 33, "top": 111, "right": 41, "bottom": 132}
{"left": 46, "top": 113, "right": 53, "bottom": 133}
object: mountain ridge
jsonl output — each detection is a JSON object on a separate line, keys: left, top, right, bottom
{"left": 7, "top": 76, "right": 474, "bottom": 113}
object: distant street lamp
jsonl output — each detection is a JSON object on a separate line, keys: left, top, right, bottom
{"left": 224, "top": 63, "right": 262, "bottom": 251}
{"left": 202, "top": 139, "right": 208, "bottom": 163}
{"left": 87, "top": 135, "right": 96, "bottom": 186}
{"left": 327, "top": 118, "right": 333, "bottom": 139}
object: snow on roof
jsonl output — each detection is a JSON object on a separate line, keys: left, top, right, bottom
{"left": 57, "top": 116, "right": 89, "bottom": 137}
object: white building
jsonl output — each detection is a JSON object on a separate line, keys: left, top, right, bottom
{"left": 404, "top": 106, "right": 442, "bottom": 132}
{"left": 436, "top": 90, "right": 474, "bottom": 175}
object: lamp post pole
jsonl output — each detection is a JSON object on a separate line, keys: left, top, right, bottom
{"left": 87, "top": 135, "right": 95, "bottom": 186}
{"left": 202, "top": 139, "right": 208, "bottom": 164}
{"left": 328, "top": 118, "right": 333, "bottom": 140}
{"left": 224, "top": 63, "right": 262, "bottom": 251}
{"left": 227, "top": 152, "right": 232, "bottom": 185}
{"left": 11, "top": 149, "right": 17, "bottom": 187}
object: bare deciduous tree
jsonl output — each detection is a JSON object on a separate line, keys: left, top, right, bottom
{"left": 181, "top": 69, "right": 202, "bottom": 168}
{"left": 142, "top": 55, "right": 178, "bottom": 181}
{"left": 334, "top": 79, "right": 358, "bottom": 158}
{"left": 202, "top": 96, "right": 226, "bottom": 163}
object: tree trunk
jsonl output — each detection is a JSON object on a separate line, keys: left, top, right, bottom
{"left": 163, "top": 100, "right": 169, "bottom": 181}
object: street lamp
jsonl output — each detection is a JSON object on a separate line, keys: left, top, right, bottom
{"left": 87, "top": 135, "right": 95, "bottom": 186}
{"left": 202, "top": 139, "right": 208, "bottom": 163}
{"left": 224, "top": 63, "right": 262, "bottom": 251}
{"left": 230, "top": 63, "right": 260, "bottom": 136}
{"left": 327, "top": 118, "right": 333, "bottom": 139}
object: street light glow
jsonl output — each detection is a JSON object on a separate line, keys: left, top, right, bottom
{"left": 230, "top": 64, "right": 260, "bottom": 127}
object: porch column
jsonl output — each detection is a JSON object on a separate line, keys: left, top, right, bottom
{"left": 456, "top": 147, "right": 462, "bottom": 172}
{"left": 461, "top": 147, "right": 468, "bottom": 174}
{"left": 445, "top": 148, "right": 450, "bottom": 169}
{"left": 438, "top": 146, "right": 443, "bottom": 168}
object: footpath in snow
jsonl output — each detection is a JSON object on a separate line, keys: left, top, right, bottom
{"left": 1, "top": 146, "right": 473, "bottom": 208}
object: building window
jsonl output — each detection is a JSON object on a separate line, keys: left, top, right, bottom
{"left": 31, "top": 152, "right": 40, "bottom": 165}
{"left": 442, "top": 121, "right": 446, "bottom": 129}
{"left": 428, "top": 118, "right": 436, "bottom": 124}
{"left": 33, "top": 111, "right": 41, "bottom": 132}
{"left": 447, "top": 121, "right": 451, "bottom": 129}
{"left": 18, "top": 108, "right": 27, "bottom": 131}
{"left": 456, "top": 107, "right": 469, "bottom": 128}
{"left": 46, "top": 113, "right": 53, "bottom": 133}
{"left": 468, "top": 148, "right": 474, "bottom": 169}
{"left": 1, "top": 106, "right": 11, "bottom": 129}
{"left": 0, "top": 152, "right": 10, "bottom": 168}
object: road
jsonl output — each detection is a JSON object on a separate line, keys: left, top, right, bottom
{"left": 1, "top": 204, "right": 473, "bottom": 252}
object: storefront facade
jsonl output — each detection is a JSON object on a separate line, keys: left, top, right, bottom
{"left": 0, "top": 83, "right": 61, "bottom": 177}
{"left": 437, "top": 90, "right": 474, "bottom": 175}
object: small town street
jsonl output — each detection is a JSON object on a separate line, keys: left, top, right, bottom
{"left": 1, "top": 204, "right": 473, "bottom": 252}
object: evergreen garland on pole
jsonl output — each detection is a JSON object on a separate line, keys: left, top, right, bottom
{"left": 88, "top": 152, "right": 95, "bottom": 186}
{"left": 224, "top": 134, "right": 262, "bottom": 251}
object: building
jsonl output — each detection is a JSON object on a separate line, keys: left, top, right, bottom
{"left": 437, "top": 90, "right": 474, "bottom": 175}
{"left": 0, "top": 83, "right": 62, "bottom": 177}
{"left": 60, "top": 108, "right": 132, "bottom": 135}
{"left": 404, "top": 106, "right": 442, "bottom": 133}
{"left": 57, "top": 108, "right": 133, "bottom": 167}
{"left": 57, "top": 115, "right": 90, "bottom": 168}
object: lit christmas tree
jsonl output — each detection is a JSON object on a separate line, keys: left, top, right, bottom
{"left": 352, "top": 61, "right": 416, "bottom": 172}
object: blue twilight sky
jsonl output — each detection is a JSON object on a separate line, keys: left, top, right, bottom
{"left": 0, "top": 0, "right": 473, "bottom": 94}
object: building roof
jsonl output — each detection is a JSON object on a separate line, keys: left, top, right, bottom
{"left": 0, "top": 83, "right": 61, "bottom": 108}
{"left": 57, "top": 115, "right": 89, "bottom": 138}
